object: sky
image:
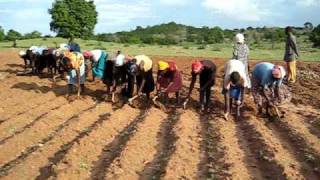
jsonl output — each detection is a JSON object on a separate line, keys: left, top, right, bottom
{"left": 0, "top": 0, "right": 320, "bottom": 35}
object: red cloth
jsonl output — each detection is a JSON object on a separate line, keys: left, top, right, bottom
{"left": 157, "top": 67, "right": 182, "bottom": 93}
{"left": 192, "top": 61, "right": 203, "bottom": 73}
{"left": 83, "top": 51, "right": 93, "bottom": 58}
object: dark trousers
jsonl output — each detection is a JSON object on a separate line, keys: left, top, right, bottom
{"left": 126, "top": 74, "right": 135, "bottom": 98}
{"left": 200, "top": 86, "right": 211, "bottom": 108}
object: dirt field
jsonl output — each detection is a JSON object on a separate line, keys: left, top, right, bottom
{"left": 0, "top": 49, "right": 320, "bottom": 179}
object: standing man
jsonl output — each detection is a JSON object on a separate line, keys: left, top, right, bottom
{"left": 284, "top": 26, "right": 299, "bottom": 84}
{"left": 185, "top": 60, "right": 216, "bottom": 112}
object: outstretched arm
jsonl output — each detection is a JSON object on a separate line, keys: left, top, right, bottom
{"left": 187, "top": 74, "right": 197, "bottom": 98}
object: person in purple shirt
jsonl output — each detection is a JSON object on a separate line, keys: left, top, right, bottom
{"left": 251, "top": 62, "right": 290, "bottom": 117}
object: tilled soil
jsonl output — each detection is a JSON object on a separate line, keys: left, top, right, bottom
{"left": 0, "top": 50, "right": 320, "bottom": 179}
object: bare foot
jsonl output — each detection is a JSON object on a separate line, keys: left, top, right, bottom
{"left": 224, "top": 113, "right": 229, "bottom": 120}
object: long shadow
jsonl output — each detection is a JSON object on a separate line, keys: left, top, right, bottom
{"left": 11, "top": 82, "right": 66, "bottom": 96}
{"left": 264, "top": 114, "right": 320, "bottom": 177}
{"left": 90, "top": 108, "right": 149, "bottom": 180}
{"left": 197, "top": 99, "right": 228, "bottom": 179}
{"left": 139, "top": 110, "right": 181, "bottom": 179}
{"left": 0, "top": 104, "right": 98, "bottom": 177}
{"left": 10, "top": 82, "right": 117, "bottom": 103}
{"left": 0, "top": 105, "right": 62, "bottom": 145}
{"left": 6, "top": 64, "right": 25, "bottom": 68}
{"left": 0, "top": 69, "right": 21, "bottom": 75}
{"left": 35, "top": 113, "right": 112, "bottom": 180}
{"left": 298, "top": 113, "right": 320, "bottom": 139}
{"left": 0, "top": 96, "right": 59, "bottom": 125}
{"left": 236, "top": 113, "right": 282, "bottom": 179}
{"left": 238, "top": 109, "right": 288, "bottom": 179}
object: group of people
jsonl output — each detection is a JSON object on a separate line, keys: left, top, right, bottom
{"left": 19, "top": 26, "right": 299, "bottom": 120}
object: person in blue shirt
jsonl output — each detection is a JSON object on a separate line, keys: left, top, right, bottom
{"left": 251, "top": 62, "right": 289, "bottom": 116}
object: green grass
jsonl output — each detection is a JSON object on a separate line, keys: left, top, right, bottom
{"left": 0, "top": 38, "right": 319, "bottom": 61}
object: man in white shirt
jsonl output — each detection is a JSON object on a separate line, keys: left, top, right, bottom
{"left": 222, "top": 59, "right": 250, "bottom": 120}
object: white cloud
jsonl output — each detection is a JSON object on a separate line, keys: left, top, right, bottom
{"left": 95, "top": 0, "right": 155, "bottom": 26}
{"left": 201, "top": 0, "right": 270, "bottom": 21}
{"left": 159, "top": 0, "right": 190, "bottom": 6}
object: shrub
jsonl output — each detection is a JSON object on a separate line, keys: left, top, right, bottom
{"left": 198, "top": 45, "right": 206, "bottom": 49}
{"left": 212, "top": 47, "right": 221, "bottom": 51}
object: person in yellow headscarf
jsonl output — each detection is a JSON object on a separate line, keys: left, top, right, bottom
{"left": 61, "top": 51, "right": 86, "bottom": 96}
{"left": 133, "top": 55, "right": 155, "bottom": 100}
{"left": 156, "top": 60, "right": 182, "bottom": 105}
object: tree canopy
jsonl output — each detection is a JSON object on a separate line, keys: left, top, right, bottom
{"left": 0, "top": 26, "right": 5, "bottom": 41}
{"left": 24, "top": 31, "right": 42, "bottom": 39}
{"left": 6, "top": 29, "right": 22, "bottom": 41}
{"left": 48, "top": 0, "right": 98, "bottom": 39}
{"left": 310, "top": 24, "right": 320, "bottom": 47}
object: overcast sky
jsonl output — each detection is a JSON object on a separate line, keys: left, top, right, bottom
{"left": 0, "top": 0, "right": 319, "bottom": 35}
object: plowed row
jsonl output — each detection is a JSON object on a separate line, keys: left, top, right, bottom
{"left": 0, "top": 50, "right": 319, "bottom": 179}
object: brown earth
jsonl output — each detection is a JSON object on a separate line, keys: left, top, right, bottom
{"left": 0, "top": 49, "right": 320, "bottom": 179}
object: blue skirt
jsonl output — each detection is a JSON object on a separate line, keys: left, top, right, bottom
{"left": 67, "top": 62, "right": 86, "bottom": 85}
{"left": 230, "top": 86, "right": 241, "bottom": 100}
{"left": 92, "top": 51, "right": 108, "bottom": 78}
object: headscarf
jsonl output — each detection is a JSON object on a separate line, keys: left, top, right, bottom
{"left": 135, "top": 55, "right": 153, "bottom": 72}
{"left": 55, "top": 47, "right": 69, "bottom": 57}
{"left": 63, "top": 51, "right": 84, "bottom": 69}
{"left": 192, "top": 61, "right": 203, "bottom": 73}
{"left": 272, "top": 65, "right": 286, "bottom": 79}
{"left": 235, "top": 33, "right": 245, "bottom": 44}
{"left": 158, "top": 61, "right": 169, "bottom": 71}
{"left": 59, "top": 43, "right": 69, "bottom": 49}
{"left": 83, "top": 51, "right": 93, "bottom": 59}
{"left": 19, "top": 50, "right": 26, "bottom": 56}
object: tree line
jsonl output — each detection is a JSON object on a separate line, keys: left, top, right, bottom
{"left": 0, "top": 28, "right": 50, "bottom": 42}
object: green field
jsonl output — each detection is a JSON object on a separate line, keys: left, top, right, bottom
{"left": 0, "top": 38, "right": 319, "bottom": 61}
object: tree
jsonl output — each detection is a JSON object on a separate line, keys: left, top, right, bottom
{"left": 6, "top": 29, "right": 22, "bottom": 41}
{"left": 310, "top": 24, "right": 320, "bottom": 47}
{"left": 49, "top": 0, "right": 97, "bottom": 39}
{"left": 304, "top": 22, "right": 314, "bottom": 31}
{"left": 0, "top": 26, "right": 5, "bottom": 41}
{"left": 24, "top": 31, "right": 42, "bottom": 39}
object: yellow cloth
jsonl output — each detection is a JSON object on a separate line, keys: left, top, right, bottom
{"left": 64, "top": 51, "right": 84, "bottom": 70}
{"left": 158, "top": 60, "right": 169, "bottom": 71}
{"left": 135, "top": 55, "right": 153, "bottom": 72}
{"left": 287, "top": 60, "right": 296, "bottom": 83}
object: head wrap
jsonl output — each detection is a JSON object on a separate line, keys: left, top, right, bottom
{"left": 19, "top": 50, "right": 26, "bottom": 57}
{"left": 158, "top": 61, "right": 169, "bottom": 71}
{"left": 63, "top": 51, "right": 83, "bottom": 69}
{"left": 235, "top": 33, "right": 245, "bottom": 44}
{"left": 135, "top": 55, "right": 153, "bottom": 72}
{"left": 279, "top": 66, "right": 286, "bottom": 78}
{"left": 55, "top": 47, "right": 69, "bottom": 57}
{"left": 83, "top": 51, "right": 93, "bottom": 59}
{"left": 29, "top": 46, "right": 38, "bottom": 51}
{"left": 192, "top": 61, "right": 203, "bottom": 73}
{"left": 272, "top": 65, "right": 283, "bottom": 79}
{"left": 59, "top": 43, "right": 69, "bottom": 49}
